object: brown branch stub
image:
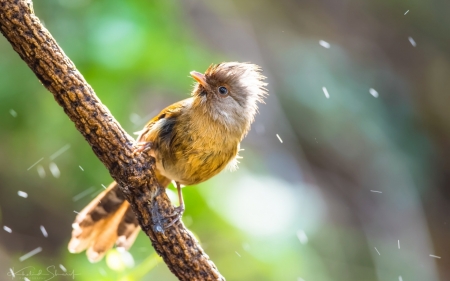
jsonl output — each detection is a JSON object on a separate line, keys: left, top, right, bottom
{"left": 0, "top": 0, "right": 225, "bottom": 280}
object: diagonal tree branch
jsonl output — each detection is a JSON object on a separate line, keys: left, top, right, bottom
{"left": 0, "top": 1, "right": 225, "bottom": 280}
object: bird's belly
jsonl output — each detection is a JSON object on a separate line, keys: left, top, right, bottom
{"left": 155, "top": 148, "right": 236, "bottom": 186}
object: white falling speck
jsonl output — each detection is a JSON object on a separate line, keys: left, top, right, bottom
{"left": 374, "top": 247, "right": 381, "bottom": 255}
{"left": 235, "top": 251, "right": 241, "bottom": 257}
{"left": 398, "top": 240, "right": 401, "bottom": 249}
{"left": 91, "top": 192, "right": 102, "bottom": 200}
{"left": 49, "top": 162, "right": 60, "bottom": 178}
{"left": 73, "top": 210, "right": 79, "bottom": 214}
{"left": 408, "top": 37, "right": 416, "bottom": 47}
{"left": 50, "top": 144, "right": 71, "bottom": 161}
{"left": 40, "top": 225, "right": 48, "bottom": 238}
{"left": 18, "top": 191, "right": 28, "bottom": 198}
{"left": 369, "top": 88, "right": 379, "bottom": 98}
{"left": 129, "top": 113, "right": 141, "bottom": 124}
{"left": 399, "top": 276, "right": 403, "bottom": 281}
{"left": 27, "top": 157, "right": 44, "bottom": 171}
{"left": 322, "top": 87, "right": 330, "bottom": 99}
{"left": 404, "top": 10, "right": 409, "bottom": 15}
{"left": 370, "top": 190, "right": 382, "bottom": 193}
{"left": 101, "top": 184, "right": 107, "bottom": 189}
{"left": 298, "top": 278, "right": 305, "bottom": 281}
{"left": 276, "top": 134, "right": 283, "bottom": 143}
{"left": 99, "top": 268, "right": 107, "bottom": 276}
{"left": 25, "top": 278, "right": 30, "bottom": 281}
{"left": 9, "top": 268, "right": 15, "bottom": 277}
{"left": 19, "top": 247, "right": 42, "bottom": 261}
{"left": 319, "top": 40, "right": 330, "bottom": 49}
{"left": 296, "top": 230, "right": 308, "bottom": 244}
{"left": 37, "top": 165, "right": 46, "bottom": 178}
{"left": 3, "top": 226, "right": 12, "bottom": 233}
{"left": 59, "top": 264, "right": 67, "bottom": 272}
{"left": 79, "top": 165, "right": 84, "bottom": 171}
{"left": 429, "top": 254, "right": 441, "bottom": 259}
{"left": 72, "top": 187, "right": 96, "bottom": 202}
{"left": 9, "top": 109, "right": 17, "bottom": 117}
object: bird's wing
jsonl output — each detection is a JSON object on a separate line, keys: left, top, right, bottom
{"left": 135, "top": 98, "right": 190, "bottom": 143}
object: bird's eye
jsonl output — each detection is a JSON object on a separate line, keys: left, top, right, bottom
{"left": 218, "top": 86, "right": 228, "bottom": 95}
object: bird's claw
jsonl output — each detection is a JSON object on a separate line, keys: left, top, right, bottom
{"left": 132, "top": 141, "right": 153, "bottom": 156}
{"left": 164, "top": 205, "right": 185, "bottom": 228}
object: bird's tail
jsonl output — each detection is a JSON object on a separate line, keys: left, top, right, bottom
{"left": 68, "top": 174, "right": 170, "bottom": 262}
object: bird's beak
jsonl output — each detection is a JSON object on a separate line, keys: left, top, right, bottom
{"left": 190, "top": 71, "right": 207, "bottom": 87}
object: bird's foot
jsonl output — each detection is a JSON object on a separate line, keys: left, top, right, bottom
{"left": 164, "top": 205, "right": 185, "bottom": 228}
{"left": 132, "top": 141, "right": 153, "bottom": 156}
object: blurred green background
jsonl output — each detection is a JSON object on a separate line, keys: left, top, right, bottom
{"left": 1, "top": 0, "right": 450, "bottom": 280}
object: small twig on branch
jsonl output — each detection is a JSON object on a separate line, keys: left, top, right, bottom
{"left": 0, "top": 0, "right": 225, "bottom": 280}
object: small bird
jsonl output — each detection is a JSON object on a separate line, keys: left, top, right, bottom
{"left": 68, "top": 62, "right": 267, "bottom": 262}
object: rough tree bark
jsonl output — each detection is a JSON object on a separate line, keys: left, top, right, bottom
{"left": 0, "top": 0, "right": 225, "bottom": 280}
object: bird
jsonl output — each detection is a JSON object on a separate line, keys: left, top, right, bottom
{"left": 68, "top": 62, "right": 268, "bottom": 262}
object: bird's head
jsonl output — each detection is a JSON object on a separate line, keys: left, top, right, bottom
{"left": 190, "top": 62, "right": 267, "bottom": 133}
